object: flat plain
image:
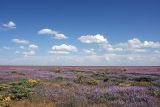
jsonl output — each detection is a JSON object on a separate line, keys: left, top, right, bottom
{"left": 0, "top": 66, "right": 160, "bottom": 107}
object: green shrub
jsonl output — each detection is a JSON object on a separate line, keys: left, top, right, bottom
{"left": 10, "top": 71, "right": 26, "bottom": 76}
{"left": 7, "top": 79, "right": 37, "bottom": 100}
{"left": 119, "top": 83, "right": 131, "bottom": 87}
{"left": 134, "top": 77, "right": 152, "bottom": 82}
{"left": 88, "top": 80, "right": 98, "bottom": 85}
{"left": 138, "top": 81, "right": 152, "bottom": 86}
{"left": 122, "top": 68, "right": 127, "bottom": 72}
{"left": 11, "top": 71, "right": 17, "bottom": 74}
{"left": 76, "top": 72, "right": 84, "bottom": 83}
{"left": 9, "top": 85, "right": 32, "bottom": 100}
{"left": 0, "top": 95, "right": 12, "bottom": 107}
{"left": 0, "top": 84, "right": 11, "bottom": 91}
{"left": 49, "top": 69, "right": 61, "bottom": 73}
{"left": 103, "top": 78, "right": 109, "bottom": 82}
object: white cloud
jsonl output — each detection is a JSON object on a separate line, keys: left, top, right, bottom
{"left": 78, "top": 34, "right": 107, "bottom": 44}
{"left": 49, "top": 51, "right": 70, "bottom": 54}
{"left": 3, "top": 21, "right": 16, "bottom": 29}
{"left": 20, "top": 46, "right": 25, "bottom": 49}
{"left": 22, "top": 50, "right": 35, "bottom": 57}
{"left": 23, "top": 44, "right": 39, "bottom": 57}
{"left": 100, "top": 44, "right": 123, "bottom": 52}
{"left": 28, "top": 44, "right": 39, "bottom": 50}
{"left": 38, "top": 28, "right": 68, "bottom": 39}
{"left": 83, "top": 48, "right": 96, "bottom": 55}
{"left": 50, "top": 44, "right": 77, "bottom": 54}
{"left": 117, "top": 38, "right": 160, "bottom": 52}
{"left": 1, "top": 53, "right": 159, "bottom": 66}
{"left": 16, "top": 44, "right": 39, "bottom": 57}
{"left": 143, "top": 41, "right": 160, "bottom": 48}
{"left": 127, "top": 38, "right": 160, "bottom": 49}
{"left": 53, "top": 33, "right": 68, "bottom": 39}
{"left": 12, "top": 39, "right": 30, "bottom": 44}
{"left": 38, "top": 28, "right": 57, "bottom": 35}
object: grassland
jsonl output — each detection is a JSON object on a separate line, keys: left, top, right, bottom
{"left": 0, "top": 66, "right": 160, "bottom": 107}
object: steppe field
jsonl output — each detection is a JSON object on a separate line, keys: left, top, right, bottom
{"left": 0, "top": 66, "right": 160, "bottom": 107}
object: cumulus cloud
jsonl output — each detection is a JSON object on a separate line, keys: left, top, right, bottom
{"left": 38, "top": 29, "right": 57, "bottom": 35}
{"left": 28, "top": 44, "right": 39, "bottom": 50}
{"left": 100, "top": 44, "right": 123, "bottom": 52}
{"left": 38, "top": 28, "right": 68, "bottom": 39}
{"left": 52, "top": 33, "right": 68, "bottom": 39}
{"left": 21, "top": 44, "right": 38, "bottom": 57}
{"left": 3, "top": 21, "right": 16, "bottom": 29}
{"left": 118, "top": 38, "right": 160, "bottom": 52}
{"left": 78, "top": 34, "right": 107, "bottom": 44}
{"left": 20, "top": 46, "right": 25, "bottom": 49}
{"left": 83, "top": 48, "right": 96, "bottom": 55}
{"left": 22, "top": 50, "right": 35, "bottom": 57}
{"left": 12, "top": 39, "right": 30, "bottom": 44}
{"left": 49, "top": 44, "right": 77, "bottom": 54}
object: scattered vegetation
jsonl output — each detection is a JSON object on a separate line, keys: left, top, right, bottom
{"left": 49, "top": 69, "right": 61, "bottom": 73}
{"left": 75, "top": 72, "right": 84, "bottom": 83}
{"left": 133, "top": 77, "right": 152, "bottom": 82}
{"left": 88, "top": 80, "right": 98, "bottom": 85}
{"left": 119, "top": 82, "right": 131, "bottom": 87}
{"left": 0, "top": 66, "right": 160, "bottom": 107}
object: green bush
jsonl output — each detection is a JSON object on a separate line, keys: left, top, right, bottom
{"left": 133, "top": 77, "right": 152, "bottom": 82}
{"left": 103, "top": 78, "right": 109, "bottom": 82}
{"left": 76, "top": 72, "right": 84, "bottom": 83}
{"left": 49, "top": 69, "right": 61, "bottom": 73}
{"left": 0, "top": 84, "right": 11, "bottom": 91}
{"left": 9, "top": 85, "right": 32, "bottom": 100}
{"left": 88, "top": 80, "right": 98, "bottom": 85}
{"left": 10, "top": 71, "right": 26, "bottom": 76}
{"left": 7, "top": 79, "right": 37, "bottom": 100}
{"left": 138, "top": 81, "right": 152, "bottom": 86}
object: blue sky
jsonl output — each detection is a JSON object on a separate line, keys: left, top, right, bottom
{"left": 0, "top": 0, "right": 160, "bottom": 66}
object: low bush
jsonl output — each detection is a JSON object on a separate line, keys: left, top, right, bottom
{"left": 7, "top": 79, "right": 38, "bottom": 100}
{"left": 0, "top": 84, "right": 11, "bottom": 91}
{"left": 119, "top": 83, "right": 131, "bottom": 87}
{"left": 88, "top": 80, "right": 98, "bottom": 85}
{"left": 133, "top": 77, "right": 152, "bottom": 82}
{"left": 9, "top": 85, "right": 32, "bottom": 100}
{"left": 27, "top": 79, "right": 38, "bottom": 87}
{"left": 103, "top": 78, "right": 109, "bottom": 82}
{"left": 138, "top": 81, "right": 152, "bottom": 86}
{"left": 10, "top": 71, "right": 26, "bottom": 76}
{"left": 75, "top": 72, "right": 84, "bottom": 83}
{"left": 49, "top": 69, "right": 61, "bottom": 73}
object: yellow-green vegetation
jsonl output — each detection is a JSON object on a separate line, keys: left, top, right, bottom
{"left": 0, "top": 96, "right": 12, "bottom": 107}
{"left": 0, "top": 84, "right": 11, "bottom": 91}
{"left": 0, "top": 79, "right": 39, "bottom": 106}
{"left": 88, "top": 80, "right": 98, "bottom": 85}
{"left": 76, "top": 72, "right": 84, "bottom": 83}
{"left": 138, "top": 81, "right": 152, "bottom": 86}
{"left": 134, "top": 77, "right": 152, "bottom": 82}
{"left": 10, "top": 71, "right": 26, "bottom": 76}
{"left": 49, "top": 69, "right": 61, "bottom": 73}
{"left": 27, "top": 79, "right": 38, "bottom": 87}
{"left": 119, "top": 83, "right": 131, "bottom": 87}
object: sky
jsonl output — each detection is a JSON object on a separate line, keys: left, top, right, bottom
{"left": 0, "top": 0, "right": 160, "bottom": 66}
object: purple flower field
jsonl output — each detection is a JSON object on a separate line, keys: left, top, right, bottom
{"left": 0, "top": 66, "right": 160, "bottom": 107}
